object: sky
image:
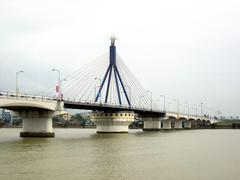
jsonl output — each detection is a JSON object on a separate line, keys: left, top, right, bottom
{"left": 0, "top": 0, "right": 240, "bottom": 117}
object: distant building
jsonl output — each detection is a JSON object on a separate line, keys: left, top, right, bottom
{"left": 62, "top": 113, "right": 71, "bottom": 121}
{"left": 2, "top": 109, "right": 11, "bottom": 124}
{"left": 11, "top": 113, "right": 23, "bottom": 126}
{"left": 0, "top": 108, "right": 3, "bottom": 119}
{"left": 80, "top": 112, "right": 91, "bottom": 119}
{"left": 0, "top": 108, "right": 3, "bottom": 125}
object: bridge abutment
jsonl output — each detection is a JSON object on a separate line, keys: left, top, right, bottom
{"left": 18, "top": 111, "right": 55, "bottom": 137}
{"left": 91, "top": 111, "right": 134, "bottom": 133}
{"left": 143, "top": 117, "right": 162, "bottom": 131}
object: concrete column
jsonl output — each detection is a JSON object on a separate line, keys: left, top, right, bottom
{"left": 175, "top": 120, "right": 183, "bottom": 129}
{"left": 162, "top": 119, "right": 172, "bottom": 130}
{"left": 143, "top": 117, "right": 161, "bottom": 131}
{"left": 91, "top": 111, "right": 134, "bottom": 133}
{"left": 18, "top": 111, "right": 55, "bottom": 137}
{"left": 184, "top": 121, "right": 192, "bottom": 129}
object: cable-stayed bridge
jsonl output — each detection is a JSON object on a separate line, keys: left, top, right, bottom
{"left": 0, "top": 36, "right": 211, "bottom": 137}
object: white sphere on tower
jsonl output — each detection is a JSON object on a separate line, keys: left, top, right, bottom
{"left": 109, "top": 35, "right": 117, "bottom": 45}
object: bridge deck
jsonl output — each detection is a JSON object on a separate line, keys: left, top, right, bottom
{"left": 63, "top": 100, "right": 165, "bottom": 117}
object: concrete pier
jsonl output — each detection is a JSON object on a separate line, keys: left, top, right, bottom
{"left": 91, "top": 111, "right": 134, "bottom": 133}
{"left": 184, "top": 121, "right": 192, "bottom": 129}
{"left": 143, "top": 117, "right": 161, "bottom": 131}
{"left": 174, "top": 120, "right": 183, "bottom": 129}
{"left": 18, "top": 111, "right": 55, "bottom": 137}
{"left": 162, "top": 119, "right": 172, "bottom": 130}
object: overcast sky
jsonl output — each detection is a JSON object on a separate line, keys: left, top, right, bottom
{"left": 0, "top": 0, "right": 240, "bottom": 116}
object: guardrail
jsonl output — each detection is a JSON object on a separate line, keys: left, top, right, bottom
{"left": 0, "top": 91, "right": 213, "bottom": 120}
{"left": 0, "top": 91, "right": 58, "bottom": 102}
{"left": 63, "top": 98, "right": 166, "bottom": 113}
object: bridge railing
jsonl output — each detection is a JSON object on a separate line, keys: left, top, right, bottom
{"left": 164, "top": 111, "right": 212, "bottom": 120}
{"left": 63, "top": 97, "right": 165, "bottom": 113}
{"left": 0, "top": 91, "right": 58, "bottom": 102}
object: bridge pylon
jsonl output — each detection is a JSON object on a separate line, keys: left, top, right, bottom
{"left": 94, "top": 35, "right": 131, "bottom": 106}
{"left": 91, "top": 36, "right": 133, "bottom": 133}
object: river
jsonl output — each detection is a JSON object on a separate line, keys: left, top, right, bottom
{"left": 0, "top": 128, "right": 239, "bottom": 180}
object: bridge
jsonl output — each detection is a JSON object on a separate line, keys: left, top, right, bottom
{"left": 0, "top": 36, "right": 212, "bottom": 137}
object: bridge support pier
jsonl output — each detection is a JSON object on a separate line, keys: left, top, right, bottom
{"left": 184, "top": 121, "right": 192, "bottom": 129}
{"left": 174, "top": 120, "right": 183, "bottom": 129}
{"left": 162, "top": 119, "right": 172, "bottom": 130}
{"left": 91, "top": 111, "right": 134, "bottom": 133}
{"left": 143, "top": 117, "right": 161, "bottom": 131}
{"left": 18, "top": 111, "right": 55, "bottom": 137}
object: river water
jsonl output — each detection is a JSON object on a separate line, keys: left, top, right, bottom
{"left": 0, "top": 128, "right": 240, "bottom": 180}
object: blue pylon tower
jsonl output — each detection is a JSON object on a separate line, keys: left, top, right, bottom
{"left": 95, "top": 36, "right": 131, "bottom": 106}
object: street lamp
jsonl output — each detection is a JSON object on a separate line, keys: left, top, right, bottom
{"left": 147, "top": 91, "right": 152, "bottom": 111}
{"left": 60, "top": 78, "right": 67, "bottom": 99}
{"left": 94, "top": 77, "right": 102, "bottom": 103}
{"left": 185, "top": 102, "right": 190, "bottom": 118}
{"left": 200, "top": 102, "right": 203, "bottom": 118}
{"left": 174, "top": 99, "right": 179, "bottom": 115}
{"left": 52, "top": 69, "right": 61, "bottom": 100}
{"left": 193, "top": 104, "right": 198, "bottom": 117}
{"left": 16, "top": 70, "right": 23, "bottom": 95}
{"left": 160, "top": 95, "right": 166, "bottom": 111}
{"left": 167, "top": 102, "right": 172, "bottom": 112}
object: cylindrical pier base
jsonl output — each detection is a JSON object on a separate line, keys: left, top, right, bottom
{"left": 143, "top": 117, "right": 162, "bottom": 131}
{"left": 175, "top": 120, "right": 183, "bottom": 129}
{"left": 91, "top": 111, "right": 134, "bottom": 133}
{"left": 17, "top": 111, "right": 54, "bottom": 138}
{"left": 162, "top": 119, "right": 172, "bottom": 130}
{"left": 184, "top": 121, "right": 192, "bottom": 129}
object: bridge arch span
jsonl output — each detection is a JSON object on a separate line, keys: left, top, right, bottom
{"left": 0, "top": 97, "right": 58, "bottom": 111}
{"left": 0, "top": 102, "right": 55, "bottom": 111}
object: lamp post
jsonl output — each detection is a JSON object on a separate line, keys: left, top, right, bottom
{"left": 160, "top": 95, "right": 166, "bottom": 111}
{"left": 167, "top": 102, "right": 172, "bottom": 112}
{"left": 60, "top": 78, "right": 67, "bottom": 99}
{"left": 174, "top": 99, "right": 179, "bottom": 115}
{"left": 52, "top": 69, "right": 61, "bottom": 100}
{"left": 200, "top": 102, "right": 203, "bottom": 118}
{"left": 147, "top": 91, "right": 152, "bottom": 111}
{"left": 94, "top": 77, "right": 102, "bottom": 103}
{"left": 186, "top": 102, "right": 189, "bottom": 118}
{"left": 16, "top": 70, "right": 24, "bottom": 95}
{"left": 193, "top": 104, "right": 197, "bottom": 118}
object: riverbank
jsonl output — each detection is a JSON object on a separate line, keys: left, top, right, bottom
{"left": 211, "top": 120, "right": 240, "bottom": 129}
